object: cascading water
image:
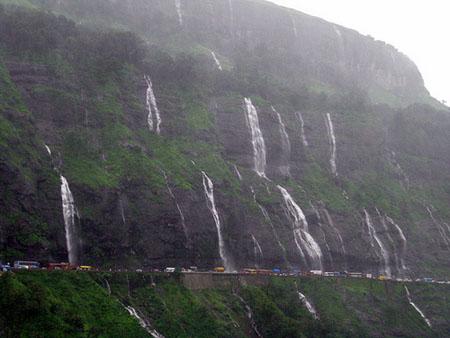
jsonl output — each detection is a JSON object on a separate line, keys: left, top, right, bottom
{"left": 295, "top": 112, "right": 308, "bottom": 147}
{"left": 144, "top": 75, "right": 161, "bottom": 134}
{"left": 234, "top": 164, "right": 243, "bottom": 181}
{"left": 388, "top": 150, "right": 410, "bottom": 188}
{"left": 125, "top": 305, "right": 166, "bottom": 338}
{"left": 44, "top": 144, "right": 52, "bottom": 156}
{"left": 364, "top": 210, "right": 391, "bottom": 277}
{"left": 290, "top": 15, "right": 298, "bottom": 37}
{"left": 174, "top": 0, "right": 183, "bottom": 26}
{"left": 251, "top": 234, "right": 263, "bottom": 265}
{"left": 426, "top": 206, "right": 450, "bottom": 247}
{"left": 404, "top": 286, "right": 432, "bottom": 328}
{"left": 60, "top": 175, "right": 78, "bottom": 265}
{"left": 376, "top": 208, "right": 401, "bottom": 274}
{"left": 325, "top": 113, "right": 337, "bottom": 176}
{"left": 162, "top": 170, "right": 189, "bottom": 241}
{"left": 251, "top": 187, "right": 289, "bottom": 265}
{"left": 386, "top": 216, "right": 408, "bottom": 271}
{"left": 210, "top": 51, "right": 223, "bottom": 71}
{"left": 278, "top": 186, "right": 323, "bottom": 270}
{"left": 244, "top": 98, "right": 267, "bottom": 178}
{"left": 334, "top": 26, "right": 342, "bottom": 38}
{"left": 119, "top": 199, "right": 126, "bottom": 226}
{"left": 295, "top": 282, "right": 319, "bottom": 320}
{"left": 272, "top": 106, "right": 291, "bottom": 176}
{"left": 202, "top": 171, "right": 233, "bottom": 271}
{"left": 234, "top": 294, "right": 263, "bottom": 337}
{"left": 322, "top": 208, "right": 347, "bottom": 257}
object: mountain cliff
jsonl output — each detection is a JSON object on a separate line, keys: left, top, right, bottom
{"left": 0, "top": 0, "right": 449, "bottom": 278}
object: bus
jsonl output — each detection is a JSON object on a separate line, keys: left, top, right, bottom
{"left": 13, "top": 261, "right": 41, "bottom": 270}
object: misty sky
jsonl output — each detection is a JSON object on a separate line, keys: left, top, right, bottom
{"left": 270, "top": 0, "right": 449, "bottom": 105}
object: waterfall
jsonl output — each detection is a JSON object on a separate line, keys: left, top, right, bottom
{"left": 60, "top": 175, "right": 78, "bottom": 265}
{"left": 104, "top": 279, "right": 111, "bottom": 296}
{"left": 404, "top": 286, "right": 432, "bottom": 328}
{"left": 388, "top": 151, "right": 410, "bottom": 188}
{"left": 244, "top": 98, "right": 267, "bottom": 178}
{"left": 386, "top": 216, "right": 407, "bottom": 270}
{"left": 228, "top": 0, "right": 234, "bottom": 31}
{"left": 251, "top": 187, "right": 289, "bottom": 265}
{"left": 44, "top": 144, "right": 52, "bottom": 156}
{"left": 234, "top": 164, "right": 243, "bottom": 181}
{"left": 334, "top": 26, "right": 342, "bottom": 38}
{"left": 322, "top": 208, "right": 347, "bottom": 257}
{"left": 251, "top": 234, "right": 263, "bottom": 265}
{"left": 234, "top": 294, "right": 263, "bottom": 337}
{"left": 210, "top": 51, "right": 223, "bottom": 71}
{"left": 290, "top": 15, "right": 298, "bottom": 37}
{"left": 174, "top": 0, "right": 183, "bottom": 26}
{"left": 364, "top": 210, "right": 391, "bottom": 277}
{"left": 377, "top": 209, "right": 401, "bottom": 274}
{"left": 426, "top": 206, "right": 450, "bottom": 247}
{"left": 202, "top": 171, "right": 233, "bottom": 271}
{"left": 125, "top": 305, "right": 166, "bottom": 338}
{"left": 272, "top": 107, "right": 291, "bottom": 176}
{"left": 277, "top": 186, "right": 323, "bottom": 270}
{"left": 325, "top": 113, "right": 337, "bottom": 176}
{"left": 295, "top": 113, "right": 308, "bottom": 147}
{"left": 162, "top": 170, "right": 189, "bottom": 241}
{"left": 144, "top": 75, "right": 161, "bottom": 134}
{"left": 295, "top": 283, "right": 319, "bottom": 319}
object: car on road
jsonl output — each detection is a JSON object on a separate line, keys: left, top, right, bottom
{"left": 13, "top": 261, "right": 41, "bottom": 270}
{"left": 0, "top": 262, "right": 11, "bottom": 272}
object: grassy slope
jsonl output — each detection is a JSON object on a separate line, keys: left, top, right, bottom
{"left": 1, "top": 272, "right": 448, "bottom": 337}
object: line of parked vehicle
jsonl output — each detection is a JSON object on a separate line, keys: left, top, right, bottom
{"left": 1, "top": 261, "right": 449, "bottom": 285}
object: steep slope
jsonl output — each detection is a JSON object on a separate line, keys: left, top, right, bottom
{"left": 0, "top": 0, "right": 449, "bottom": 278}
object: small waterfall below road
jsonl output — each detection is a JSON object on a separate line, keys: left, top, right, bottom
{"left": 244, "top": 98, "right": 267, "bottom": 178}
{"left": 278, "top": 186, "right": 323, "bottom": 270}
{"left": 364, "top": 210, "right": 391, "bottom": 277}
{"left": 174, "top": 0, "right": 183, "bottom": 26}
{"left": 251, "top": 187, "right": 289, "bottom": 265}
{"left": 251, "top": 234, "right": 263, "bottom": 266}
{"left": 119, "top": 199, "right": 126, "bottom": 226}
{"left": 202, "top": 171, "right": 233, "bottom": 271}
{"left": 272, "top": 106, "right": 291, "bottom": 176}
{"left": 295, "top": 112, "right": 308, "bottom": 147}
{"left": 404, "top": 286, "right": 432, "bottom": 328}
{"left": 325, "top": 113, "right": 337, "bottom": 176}
{"left": 211, "top": 51, "right": 223, "bottom": 71}
{"left": 426, "top": 206, "right": 450, "bottom": 247}
{"left": 234, "top": 294, "right": 263, "bottom": 337}
{"left": 295, "top": 282, "right": 319, "bottom": 320}
{"left": 60, "top": 175, "right": 78, "bottom": 265}
{"left": 125, "top": 305, "right": 165, "bottom": 338}
{"left": 162, "top": 170, "right": 189, "bottom": 241}
{"left": 144, "top": 75, "right": 161, "bottom": 134}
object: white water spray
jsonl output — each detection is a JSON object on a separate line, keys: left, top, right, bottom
{"left": 278, "top": 186, "right": 323, "bottom": 270}
{"left": 386, "top": 216, "right": 407, "bottom": 270}
{"left": 174, "top": 0, "right": 183, "bottom": 26}
{"left": 44, "top": 144, "right": 52, "bottom": 156}
{"left": 145, "top": 75, "right": 161, "bottom": 134}
{"left": 323, "top": 208, "right": 346, "bottom": 256}
{"left": 211, "top": 51, "right": 223, "bottom": 71}
{"left": 234, "top": 164, "right": 243, "bottom": 181}
{"left": 244, "top": 98, "right": 267, "bottom": 178}
{"left": 125, "top": 306, "right": 166, "bottom": 338}
{"left": 235, "top": 294, "right": 263, "bottom": 337}
{"left": 251, "top": 187, "right": 288, "bottom": 264}
{"left": 364, "top": 210, "right": 391, "bottom": 277}
{"left": 163, "top": 170, "right": 188, "bottom": 240}
{"left": 295, "top": 282, "right": 319, "bottom": 319}
{"left": 272, "top": 107, "right": 291, "bottom": 176}
{"left": 202, "top": 171, "right": 233, "bottom": 271}
{"left": 426, "top": 206, "right": 450, "bottom": 246}
{"left": 404, "top": 286, "right": 432, "bottom": 328}
{"left": 291, "top": 15, "right": 298, "bottom": 37}
{"left": 251, "top": 234, "right": 263, "bottom": 264}
{"left": 325, "top": 113, "right": 337, "bottom": 176}
{"left": 60, "top": 175, "right": 78, "bottom": 265}
{"left": 119, "top": 199, "right": 126, "bottom": 226}
{"left": 295, "top": 113, "right": 308, "bottom": 147}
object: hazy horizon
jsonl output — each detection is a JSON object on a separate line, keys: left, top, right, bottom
{"left": 270, "top": 0, "right": 449, "bottom": 106}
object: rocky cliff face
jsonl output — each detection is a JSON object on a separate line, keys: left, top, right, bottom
{"left": 0, "top": 0, "right": 449, "bottom": 277}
